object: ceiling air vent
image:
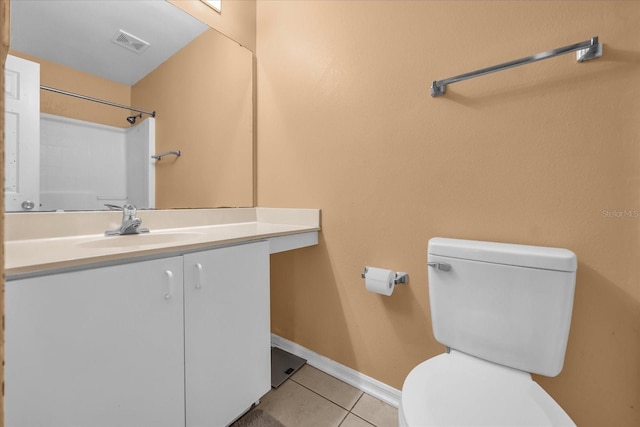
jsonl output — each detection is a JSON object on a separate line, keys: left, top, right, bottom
{"left": 111, "top": 29, "right": 150, "bottom": 54}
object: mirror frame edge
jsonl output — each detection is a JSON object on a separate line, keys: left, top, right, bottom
{"left": 1, "top": 0, "right": 9, "bottom": 424}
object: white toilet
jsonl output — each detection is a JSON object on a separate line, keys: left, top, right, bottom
{"left": 400, "top": 238, "right": 578, "bottom": 426}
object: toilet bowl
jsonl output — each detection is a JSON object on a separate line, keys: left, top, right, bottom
{"left": 400, "top": 238, "right": 577, "bottom": 426}
{"left": 399, "top": 350, "right": 575, "bottom": 426}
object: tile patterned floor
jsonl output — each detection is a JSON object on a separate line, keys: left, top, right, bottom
{"left": 234, "top": 364, "right": 398, "bottom": 427}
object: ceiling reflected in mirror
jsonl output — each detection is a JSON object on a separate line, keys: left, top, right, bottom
{"left": 10, "top": 0, "right": 209, "bottom": 85}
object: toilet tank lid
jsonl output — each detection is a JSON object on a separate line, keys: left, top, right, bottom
{"left": 428, "top": 238, "right": 577, "bottom": 272}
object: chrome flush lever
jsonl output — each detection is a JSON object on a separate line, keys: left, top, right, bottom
{"left": 428, "top": 262, "right": 451, "bottom": 272}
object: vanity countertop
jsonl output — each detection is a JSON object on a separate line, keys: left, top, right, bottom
{"left": 5, "top": 208, "right": 320, "bottom": 278}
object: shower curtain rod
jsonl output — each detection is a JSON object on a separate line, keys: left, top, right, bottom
{"left": 40, "top": 85, "right": 156, "bottom": 117}
{"left": 430, "top": 36, "right": 603, "bottom": 97}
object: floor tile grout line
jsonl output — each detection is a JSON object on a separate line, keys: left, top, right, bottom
{"left": 288, "top": 376, "right": 364, "bottom": 412}
{"left": 290, "top": 365, "right": 366, "bottom": 411}
{"left": 287, "top": 377, "right": 382, "bottom": 427}
{"left": 351, "top": 392, "right": 365, "bottom": 412}
{"left": 246, "top": 378, "right": 391, "bottom": 427}
{"left": 346, "top": 394, "right": 378, "bottom": 427}
{"left": 337, "top": 411, "right": 350, "bottom": 427}
{"left": 347, "top": 412, "right": 378, "bottom": 427}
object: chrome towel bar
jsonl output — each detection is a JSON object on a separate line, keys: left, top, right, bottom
{"left": 431, "top": 36, "right": 602, "bottom": 97}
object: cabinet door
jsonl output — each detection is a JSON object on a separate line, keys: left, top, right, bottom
{"left": 184, "top": 241, "right": 270, "bottom": 427}
{"left": 5, "top": 257, "right": 185, "bottom": 427}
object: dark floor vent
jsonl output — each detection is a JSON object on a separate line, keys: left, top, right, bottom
{"left": 271, "top": 347, "right": 306, "bottom": 388}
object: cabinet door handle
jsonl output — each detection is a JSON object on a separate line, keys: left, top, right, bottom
{"left": 164, "top": 270, "right": 174, "bottom": 299}
{"left": 195, "top": 263, "right": 203, "bottom": 289}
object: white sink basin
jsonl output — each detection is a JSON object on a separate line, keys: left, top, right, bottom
{"left": 76, "top": 232, "right": 201, "bottom": 249}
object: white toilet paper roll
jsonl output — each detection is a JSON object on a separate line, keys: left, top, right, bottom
{"left": 364, "top": 267, "right": 395, "bottom": 296}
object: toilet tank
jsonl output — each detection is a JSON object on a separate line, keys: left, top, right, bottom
{"left": 427, "top": 238, "right": 577, "bottom": 377}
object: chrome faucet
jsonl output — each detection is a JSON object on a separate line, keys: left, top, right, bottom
{"left": 105, "top": 204, "right": 149, "bottom": 236}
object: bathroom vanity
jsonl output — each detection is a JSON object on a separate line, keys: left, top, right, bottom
{"left": 4, "top": 208, "right": 320, "bottom": 427}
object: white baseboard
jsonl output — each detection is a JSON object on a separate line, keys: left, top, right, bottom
{"left": 271, "top": 334, "right": 401, "bottom": 408}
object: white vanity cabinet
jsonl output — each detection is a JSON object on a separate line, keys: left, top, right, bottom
{"left": 5, "top": 256, "right": 186, "bottom": 427}
{"left": 5, "top": 241, "right": 272, "bottom": 427}
{"left": 184, "top": 241, "right": 270, "bottom": 426}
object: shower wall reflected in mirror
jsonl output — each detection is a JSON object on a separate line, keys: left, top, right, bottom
{"left": 5, "top": 0, "right": 254, "bottom": 212}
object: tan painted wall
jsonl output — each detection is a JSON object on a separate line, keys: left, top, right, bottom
{"left": 256, "top": 1, "right": 640, "bottom": 426}
{"left": 8, "top": 50, "right": 130, "bottom": 128}
{"left": 169, "top": 0, "right": 256, "bottom": 52}
{"left": 132, "top": 28, "right": 253, "bottom": 209}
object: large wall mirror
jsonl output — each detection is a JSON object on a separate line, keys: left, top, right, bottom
{"left": 5, "top": 0, "right": 254, "bottom": 212}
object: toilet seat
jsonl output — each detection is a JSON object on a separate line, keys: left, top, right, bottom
{"left": 400, "top": 350, "right": 576, "bottom": 427}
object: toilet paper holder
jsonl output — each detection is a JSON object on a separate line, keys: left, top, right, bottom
{"left": 361, "top": 267, "right": 409, "bottom": 285}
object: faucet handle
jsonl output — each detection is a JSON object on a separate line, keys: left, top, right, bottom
{"left": 122, "top": 204, "right": 137, "bottom": 220}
